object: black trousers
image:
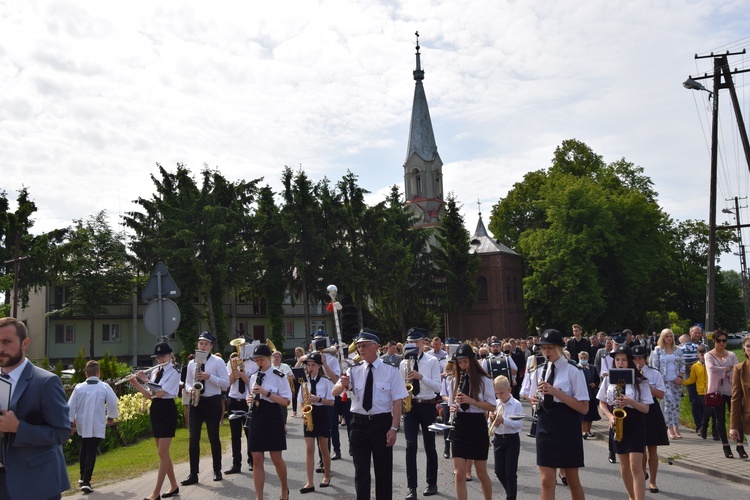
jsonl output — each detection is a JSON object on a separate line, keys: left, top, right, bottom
{"left": 351, "top": 413, "right": 393, "bottom": 500}
{"left": 188, "top": 395, "right": 223, "bottom": 474}
{"left": 227, "top": 398, "right": 252, "bottom": 467}
{"left": 493, "top": 433, "right": 520, "bottom": 500}
{"left": 404, "top": 402, "right": 438, "bottom": 489}
{"left": 714, "top": 394, "right": 745, "bottom": 445}
{"left": 79, "top": 437, "right": 102, "bottom": 483}
{"left": 686, "top": 383, "right": 703, "bottom": 429}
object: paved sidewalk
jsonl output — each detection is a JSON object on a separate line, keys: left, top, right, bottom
{"left": 588, "top": 415, "right": 750, "bottom": 486}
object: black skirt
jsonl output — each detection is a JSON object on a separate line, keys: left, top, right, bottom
{"left": 451, "top": 412, "right": 489, "bottom": 460}
{"left": 644, "top": 401, "right": 670, "bottom": 447}
{"left": 150, "top": 398, "right": 177, "bottom": 438}
{"left": 536, "top": 402, "right": 584, "bottom": 468}
{"left": 302, "top": 405, "right": 331, "bottom": 439}
{"left": 613, "top": 408, "right": 647, "bottom": 454}
{"left": 249, "top": 400, "right": 286, "bottom": 452}
{"left": 583, "top": 388, "right": 602, "bottom": 422}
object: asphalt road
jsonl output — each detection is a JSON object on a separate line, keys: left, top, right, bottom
{"left": 74, "top": 412, "right": 749, "bottom": 499}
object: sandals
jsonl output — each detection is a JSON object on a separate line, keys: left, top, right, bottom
{"left": 724, "top": 445, "right": 734, "bottom": 459}
{"left": 737, "top": 445, "right": 748, "bottom": 459}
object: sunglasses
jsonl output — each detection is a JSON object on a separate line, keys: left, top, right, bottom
{"left": 714, "top": 338, "right": 727, "bottom": 343}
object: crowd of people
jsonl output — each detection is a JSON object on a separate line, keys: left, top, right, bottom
{"left": 2, "top": 314, "right": 750, "bottom": 500}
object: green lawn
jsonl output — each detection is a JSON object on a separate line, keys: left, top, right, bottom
{"left": 64, "top": 422, "right": 231, "bottom": 495}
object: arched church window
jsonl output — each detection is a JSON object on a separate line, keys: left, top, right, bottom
{"left": 477, "top": 276, "right": 488, "bottom": 301}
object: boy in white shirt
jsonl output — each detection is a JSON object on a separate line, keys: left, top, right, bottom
{"left": 490, "top": 376, "right": 524, "bottom": 500}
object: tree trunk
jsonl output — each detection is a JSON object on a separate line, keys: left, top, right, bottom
{"left": 302, "top": 275, "right": 311, "bottom": 347}
{"left": 89, "top": 316, "right": 95, "bottom": 358}
{"left": 205, "top": 292, "right": 217, "bottom": 337}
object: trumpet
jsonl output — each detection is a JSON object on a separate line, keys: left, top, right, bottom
{"left": 612, "top": 381, "right": 627, "bottom": 442}
{"left": 487, "top": 400, "right": 506, "bottom": 437}
{"left": 300, "top": 373, "right": 314, "bottom": 432}
{"left": 404, "top": 358, "right": 413, "bottom": 412}
{"left": 230, "top": 338, "right": 246, "bottom": 373}
{"left": 114, "top": 361, "right": 172, "bottom": 385}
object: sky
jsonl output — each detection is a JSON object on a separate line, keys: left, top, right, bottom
{"left": 3, "top": 0, "right": 750, "bottom": 272}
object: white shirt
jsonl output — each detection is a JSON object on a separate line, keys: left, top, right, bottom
{"left": 341, "top": 357, "right": 408, "bottom": 415}
{"left": 297, "top": 374, "right": 334, "bottom": 407}
{"left": 322, "top": 352, "right": 342, "bottom": 378}
{"left": 597, "top": 376, "right": 654, "bottom": 407}
{"left": 2, "top": 358, "right": 29, "bottom": 402}
{"left": 526, "top": 357, "right": 589, "bottom": 403}
{"left": 249, "top": 366, "right": 293, "bottom": 404}
{"left": 491, "top": 395, "right": 524, "bottom": 435}
{"left": 68, "top": 376, "right": 119, "bottom": 439}
{"left": 640, "top": 365, "right": 666, "bottom": 393}
{"left": 441, "top": 374, "right": 497, "bottom": 414}
{"left": 226, "top": 359, "right": 258, "bottom": 399}
{"left": 399, "top": 352, "right": 441, "bottom": 400}
{"left": 151, "top": 364, "right": 180, "bottom": 399}
{"left": 185, "top": 352, "right": 230, "bottom": 397}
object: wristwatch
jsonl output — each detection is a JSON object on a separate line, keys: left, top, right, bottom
{"left": 389, "top": 426, "right": 398, "bottom": 432}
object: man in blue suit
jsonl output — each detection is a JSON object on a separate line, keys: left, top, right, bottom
{"left": 0, "top": 317, "right": 71, "bottom": 499}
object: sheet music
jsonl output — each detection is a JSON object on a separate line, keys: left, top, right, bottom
{"left": 0, "top": 377, "right": 11, "bottom": 468}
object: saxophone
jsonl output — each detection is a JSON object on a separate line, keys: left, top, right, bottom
{"left": 404, "top": 358, "right": 413, "bottom": 413}
{"left": 191, "top": 350, "right": 208, "bottom": 407}
{"left": 612, "top": 381, "right": 627, "bottom": 442}
{"left": 301, "top": 373, "right": 314, "bottom": 432}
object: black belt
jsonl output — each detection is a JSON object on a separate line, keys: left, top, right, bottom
{"left": 415, "top": 398, "right": 441, "bottom": 405}
{"left": 352, "top": 412, "right": 391, "bottom": 421}
{"left": 495, "top": 433, "right": 519, "bottom": 438}
{"left": 230, "top": 397, "right": 247, "bottom": 402}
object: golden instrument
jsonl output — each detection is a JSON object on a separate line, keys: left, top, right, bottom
{"left": 300, "top": 372, "right": 314, "bottom": 432}
{"left": 348, "top": 340, "right": 358, "bottom": 355}
{"left": 612, "top": 381, "right": 627, "bottom": 442}
{"left": 114, "top": 360, "right": 172, "bottom": 385}
{"left": 266, "top": 339, "right": 277, "bottom": 352}
{"left": 191, "top": 350, "right": 209, "bottom": 407}
{"left": 230, "top": 338, "right": 246, "bottom": 373}
{"left": 404, "top": 358, "right": 413, "bottom": 412}
{"left": 487, "top": 400, "right": 506, "bottom": 437}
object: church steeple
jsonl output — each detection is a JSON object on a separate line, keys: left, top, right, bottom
{"left": 404, "top": 31, "right": 444, "bottom": 228}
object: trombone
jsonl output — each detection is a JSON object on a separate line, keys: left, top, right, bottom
{"left": 114, "top": 361, "right": 172, "bottom": 385}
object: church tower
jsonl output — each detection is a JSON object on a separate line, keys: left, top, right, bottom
{"left": 404, "top": 32, "right": 444, "bottom": 228}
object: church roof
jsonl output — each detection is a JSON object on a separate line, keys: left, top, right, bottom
{"left": 469, "top": 215, "right": 519, "bottom": 256}
{"left": 405, "top": 34, "right": 438, "bottom": 163}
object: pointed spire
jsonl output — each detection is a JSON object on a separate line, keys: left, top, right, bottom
{"left": 406, "top": 31, "right": 437, "bottom": 162}
{"left": 474, "top": 212, "right": 489, "bottom": 238}
{"left": 413, "top": 31, "right": 424, "bottom": 81}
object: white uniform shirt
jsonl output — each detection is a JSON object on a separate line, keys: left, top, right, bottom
{"left": 185, "top": 353, "right": 230, "bottom": 397}
{"left": 640, "top": 365, "right": 666, "bottom": 393}
{"left": 342, "top": 357, "right": 408, "bottom": 415}
{"left": 526, "top": 357, "right": 589, "bottom": 403}
{"left": 399, "top": 352, "right": 441, "bottom": 400}
{"left": 249, "top": 366, "right": 293, "bottom": 404}
{"left": 597, "top": 376, "right": 653, "bottom": 407}
{"left": 152, "top": 364, "right": 180, "bottom": 399}
{"left": 297, "top": 374, "right": 334, "bottom": 407}
{"left": 322, "top": 352, "right": 342, "bottom": 379}
{"left": 441, "top": 374, "right": 496, "bottom": 414}
{"left": 68, "top": 376, "right": 119, "bottom": 439}
{"left": 430, "top": 349, "right": 449, "bottom": 373}
{"left": 226, "top": 359, "right": 258, "bottom": 399}
{"left": 491, "top": 395, "right": 524, "bottom": 435}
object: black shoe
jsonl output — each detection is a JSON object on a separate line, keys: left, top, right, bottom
{"left": 300, "top": 486, "right": 315, "bottom": 494}
{"left": 423, "top": 484, "right": 438, "bottom": 496}
{"left": 315, "top": 461, "right": 324, "bottom": 473}
{"left": 213, "top": 471, "right": 223, "bottom": 481}
{"left": 713, "top": 434, "right": 720, "bottom": 441}
{"left": 443, "top": 449, "right": 450, "bottom": 459}
{"left": 224, "top": 465, "right": 241, "bottom": 474}
{"left": 649, "top": 486, "right": 660, "bottom": 493}
{"left": 405, "top": 488, "right": 418, "bottom": 500}
{"left": 559, "top": 474, "right": 568, "bottom": 486}
{"left": 331, "top": 451, "right": 341, "bottom": 460}
{"left": 319, "top": 480, "right": 330, "bottom": 488}
{"left": 81, "top": 482, "right": 93, "bottom": 494}
{"left": 700, "top": 428, "right": 707, "bottom": 439}
{"left": 181, "top": 475, "right": 198, "bottom": 486}
{"left": 723, "top": 445, "right": 734, "bottom": 459}
{"left": 161, "top": 487, "right": 179, "bottom": 498}
{"left": 608, "top": 452, "right": 616, "bottom": 464}
{"left": 737, "top": 445, "right": 748, "bottom": 459}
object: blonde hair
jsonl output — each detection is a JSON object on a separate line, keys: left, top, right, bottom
{"left": 657, "top": 328, "right": 675, "bottom": 351}
{"left": 493, "top": 375, "right": 511, "bottom": 390}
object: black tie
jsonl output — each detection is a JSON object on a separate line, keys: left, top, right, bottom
{"left": 363, "top": 364, "right": 374, "bottom": 412}
{"left": 412, "top": 355, "right": 420, "bottom": 397}
{"left": 543, "top": 362, "right": 556, "bottom": 410}
{"left": 0, "top": 372, "right": 8, "bottom": 380}
{"left": 310, "top": 374, "right": 319, "bottom": 396}
{"left": 238, "top": 371, "right": 246, "bottom": 394}
{"left": 253, "top": 372, "right": 265, "bottom": 406}
{"left": 199, "top": 364, "right": 206, "bottom": 394}
{"left": 459, "top": 375, "right": 470, "bottom": 411}
{"left": 154, "top": 367, "right": 164, "bottom": 384}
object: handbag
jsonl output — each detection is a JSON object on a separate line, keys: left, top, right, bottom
{"left": 704, "top": 392, "right": 723, "bottom": 407}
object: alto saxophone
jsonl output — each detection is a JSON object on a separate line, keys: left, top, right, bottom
{"left": 301, "top": 374, "right": 314, "bottom": 432}
{"left": 612, "top": 381, "right": 627, "bottom": 442}
{"left": 191, "top": 350, "right": 208, "bottom": 407}
{"left": 404, "top": 358, "right": 413, "bottom": 413}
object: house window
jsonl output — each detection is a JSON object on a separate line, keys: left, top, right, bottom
{"left": 477, "top": 276, "right": 488, "bottom": 301}
{"left": 311, "top": 321, "right": 326, "bottom": 336}
{"left": 252, "top": 297, "right": 267, "bottom": 315}
{"left": 55, "top": 324, "right": 75, "bottom": 344}
{"left": 284, "top": 321, "right": 294, "bottom": 339}
{"left": 102, "top": 324, "right": 121, "bottom": 343}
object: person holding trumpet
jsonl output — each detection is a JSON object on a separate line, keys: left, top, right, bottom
{"left": 224, "top": 338, "right": 257, "bottom": 475}
{"left": 489, "top": 375, "right": 523, "bottom": 500}
{"left": 298, "top": 351, "right": 334, "bottom": 494}
{"left": 597, "top": 344, "right": 652, "bottom": 500}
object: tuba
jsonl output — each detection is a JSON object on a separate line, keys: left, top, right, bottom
{"left": 612, "top": 381, "right": 627, "bottom": 442}
{"left": 404, "top": 358, "right": 413, "bottom": 412}
{"left": 300, "top": 372, "right": 314, "bottom": 432}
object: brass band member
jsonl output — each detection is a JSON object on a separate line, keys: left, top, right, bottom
{"left": 298, "top": 352, "right": 334, "bottom": 493}
{"left": 529, "top": 329, "right": 589, "bottom": 500}
{"left": 223, "top": 341, "right": 257, "bottom": 475}
{"left": 597, "top": 345, "right": 652, "bottom": 500}
{"left": 130, "top": 343, "right": 180, "bottom": 500}
{"left": 247, "top": 343, "right": 292, "bottom": 500}
{"left": 400, "top": 327, "right": 442, "bottom": 499}
{"left": 181, "top": 332, "right": 229, "bottom": 486}
{"left": 447, "top": 343, "right": 497, "bottom": 500}
{"left": 332, "top": 329, "right": 408, "bottom": 500}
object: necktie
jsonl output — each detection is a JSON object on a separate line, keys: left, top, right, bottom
{"left": 412, "top": 355, "right": 420, "bottom": 397}
{"left": 543, "top": 362, "right": 556, "bottom": 410}
{"left": 311, "top": 374, "right": 319, "bottom": 396}
{"left": 254, "top": 372, "right": 265, "bottom": 406}
{"left": 363, "top": 364, "right": 374, "bottom": 412}
{"left": 0, "top": 372, "right": 8, "bottom": 379}
{"left": 459, "top": 374, "right": 470, "bottom": 411}
{"left": 198, "top": 363, "right": 206, "bottom": 394}
{"left": 238, "top": 371, "right": 246, "bottom": 394}
{"left": 154, "top": 367, "right": 164, "bottom": 384}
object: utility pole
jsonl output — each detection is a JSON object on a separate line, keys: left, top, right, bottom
{"left": 3, "top": 233, "right": 29, "bottom": 319}
{"left": 685, "top": 49, "right": 750, "bottom": 333}
{"left": 723, "top": 197, "right": 750, "bottom": 327}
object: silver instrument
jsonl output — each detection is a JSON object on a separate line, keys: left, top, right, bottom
{"left": 191, "top": 350, "right": 209, "bottom": 407}
{"left": 114, "top": 360, "right": 172, "bottom": 385}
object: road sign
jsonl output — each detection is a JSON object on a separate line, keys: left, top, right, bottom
{"left": 143, "top": 298, "right": 181, "bottom": 338}
{"left": 142, "top": 261, "right": 181, "bottom": 302}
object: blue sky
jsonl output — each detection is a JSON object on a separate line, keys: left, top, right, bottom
{"left": 2, "top": 0, "right": 750, "bottom": 271}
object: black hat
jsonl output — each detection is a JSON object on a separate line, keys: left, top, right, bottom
{"left": 537, "top": 329, "right": 564, "bottom": 346}
{"left": 444, "top": 337, "right": 459, "bottom": 345}
{"left": 306, "top": 351, "right": 323, "bottom": 365}
{"left": 489, "top": 339, "right": 502, "bottom": 346}
{"left": 198, "top": 331, "right": 216, "bottom": 344}
{"left": 249, "top": 344, "right": 272, "bottom": 359}
{"left": 313, "top": 330, "right": 329, "bottom": 339}
{"left": 152, "top": 342, "right": 172, "bottom": 357}
{"left": 406, "top": 327, "right": 427, "bottom": 341}
{"left": 612, "top": 332, "right": 626, "bottom": 345}
{"left": 610, "top": 344, "right": 633, "bottom": 359}
{"left": 631, "top": 345, "right": 649, "bottom": 358}
{"left": 356, "top": 328, "right": 381, "bottom": 344}
{"left": 455, "top": 343, "right": 476, "bottom": 359}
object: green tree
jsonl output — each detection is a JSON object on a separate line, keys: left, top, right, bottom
{"left": 52, "top": 211, "right": 132, "bottom": 358}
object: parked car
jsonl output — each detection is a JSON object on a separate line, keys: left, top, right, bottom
{"left": 727, "top": 332, "right": 746, "bottom": 349}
